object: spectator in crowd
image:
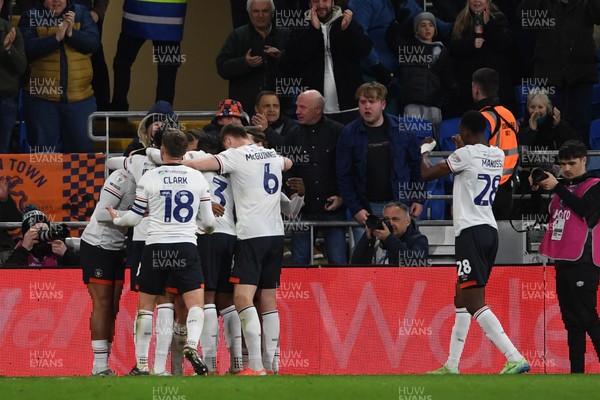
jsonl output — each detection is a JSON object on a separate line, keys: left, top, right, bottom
{"left": 0, "top": 176, "right": 22, "bottom": 263}
{"left": 5, "top": 204, "right": 78, "bottom": 267}
{"left": 0, "top": 0, "right": 26, "bottom": 154}
{"left": 203, "top": 99, "right": 248, "bottom": 140}
{"left": 515, "top": 89, "right": 576, "bottom": 216}
{"left": 536, "top": 140, "right": 600, "bottom": 373}
{"left": 446, "top": 0, "right": 518, "bottom": 118}
{"left": 283, "top": 89, "right": 347, "bottom": 265}
{"left": 472, "top": 67, "right": 518, "bottom": 220}
{"left": 111, "top": 0, "right": 187, "bottom": 111}
{"left": 282, "top": 0, "right": 372, "bottom": 124}
{"left": 386, "top": 11, "right": 459, "bottom": 138}
{"left": 122, "top": 100, "right": 178, "bottom": 156}
{"left": 337, "top": 82, "right": 424, "bottom": 241}
{"left": 351, "top": 201, "right": 428, "bottom": 265}
{"left": 19, "top": 0, "right": 99, "bottom": 153}
{"left": 250, "top": 91, "right": 297, "bottom": 149}
{"left": 230, "top": 0, "right": 308, "bottom": 29}
{"left": 19, "top": 0, "right": 113, "bottom": 111}
{"left": 518, "top": 0, "right": 600, "bottom": 147}
{"left": 519, "top": 89, "right": 577, "bottom": 150}
{"left": 217, "top": 0, "right": 290, "bottom": 115}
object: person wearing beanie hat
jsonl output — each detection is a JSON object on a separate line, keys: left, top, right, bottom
{"left": 386, "top": 9, "right": 459, "bottom": 141}
{"left": 5, "top": 204, "right": 78, "bottom": 267}
{"left": 413, "top": 12, "right": 437, "bottom": 36}
{"left": 122, "top": 100, "right": 178, "bottom": 156}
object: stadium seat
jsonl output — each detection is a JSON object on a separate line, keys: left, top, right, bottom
{"left": 590, "top": 118, "right": 600, "bottom": 150}
{"left": 592, "top": 84, "right": 600, "bottom": 120}
{"left": 398, "top": 116, "right": 432, "bottom": 144}
{"left": 439, "top": 118, "right": 460, "bottom": 151}
{"left": 419, "top": 178, "right": 445, "bottom": 220}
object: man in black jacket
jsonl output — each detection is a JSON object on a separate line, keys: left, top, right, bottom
{"left": 351, "top": 202, "right": 428, "bottom": 265}
{"left": 217, "top": 0, "right": 290, "bottom": 114}
{"left": 281, "top": 0, "right": 371, "bottom": 124}
{"left": 0, "top": 176, "right": 22, "bottom": 263}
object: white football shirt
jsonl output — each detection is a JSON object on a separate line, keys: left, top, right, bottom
{"left": 185, "top": 150, "right": 236, "bottom": 236}
{"left": 115, "top": 164, "right": 214, "bottom": 244}
{"left": 81, "top": 169, "right": 136, "bottom": 250}
{"left": 446, "top": 144, "right": 504, "bottom": 236}
{"left": 215, "top": 144, "right": 285, "bottom": 239}
{"left": 123, "top": 154, "right": 156, "bottom": 241}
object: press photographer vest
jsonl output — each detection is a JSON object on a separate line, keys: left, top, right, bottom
{"left": 540, "top": 177, "right": 600, "bottom": 265}
{"left": 480, "top": 105, "right": 519, "bottom": 185}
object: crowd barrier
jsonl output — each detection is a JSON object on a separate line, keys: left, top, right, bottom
{"left": 0, "top": 266, "right": 598, "bottom": 376}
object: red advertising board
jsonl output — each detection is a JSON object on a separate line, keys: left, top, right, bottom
{"left": 0, "top": 266, "right": 597, "bottom": 376}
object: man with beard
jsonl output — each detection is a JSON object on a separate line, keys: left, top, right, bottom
{"left": 281, "top": 0, "right": 372, "bottom": 124}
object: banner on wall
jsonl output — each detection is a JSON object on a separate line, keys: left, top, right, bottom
{"left": 0, "top": 266, "right": 598, "bottom": 376}
{"left": 0, "top": 153, "right": 105, "bottom": 236}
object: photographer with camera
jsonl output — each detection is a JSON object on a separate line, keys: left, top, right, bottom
{"left": 350, "top": 202, "right": 428, "bottom": 265}
{"left": 5, "top": 204, "right": 78, "bottom": 267}
{"left": 535, "top": 140, "right": 600, "bottom": 373}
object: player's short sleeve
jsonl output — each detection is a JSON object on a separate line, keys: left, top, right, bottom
{"left": 215, "top": 148, "right": 241, "bottom": 175}
{"left": 447, "top": 147, "right": 470, "bottom": 173}
{"left": 184, "top": 150, "right": 207, "bottom": 160}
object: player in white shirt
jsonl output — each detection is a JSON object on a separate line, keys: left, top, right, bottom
{"left": 420, "top": 111, "right": 530, "bottom": 375}
{"left": 108, "top": 129, "right": 216, "bottom": 376}
{"left": 184, "top": 123, "right": 293, "bottom": 376}
{"left": 81, "top": 169, "right": 135, "bottom": 376}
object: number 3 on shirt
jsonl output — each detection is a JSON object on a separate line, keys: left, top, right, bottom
{"left": 263, "top": 163, "right": 279, "bottom": 194}
{"left": 160, "top": 189, "right": 195, "bottom": 222}
{"left": 474, "top": 174, "right": 500, "bottom": 206}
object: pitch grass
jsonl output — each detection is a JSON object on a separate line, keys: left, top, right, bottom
{"left": 1, "top": 375, "right": 600, "bottom": 400}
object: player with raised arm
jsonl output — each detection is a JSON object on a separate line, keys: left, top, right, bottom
{"left": 421, "top": 111, "right": 530, "bottom": 375}
{"left": 81, "top": 169, "right": 136, "bottom": 376}
{"left": 109, "top": 129, "right": 216, "bottom": 376}
{"left": 184, "top": 123, "right": 293, "bottom": 376}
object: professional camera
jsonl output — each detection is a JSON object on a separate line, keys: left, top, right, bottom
{"left": 37, "top": 223, "right": 69, "bottom": 243}
{"left": 531, "top": 167, "right": 554, "bottom": 185}
{"left": 366, "top": 215, "right": 393, "bottom": 232}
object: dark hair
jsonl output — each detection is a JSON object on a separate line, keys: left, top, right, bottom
{"left": 246, "top": 126, "right": 268, "bottom": 146}
{"left": 255, "top": 90, "right": 279, "bottom": 107}
{"left": 191, "top": 129, "right": 222, "bottom": 154}
{"left": 221, "top": 122, "right": 248, "bottom": 142}
{"left": 472, "top": 68, "right": 499, "bottom": 97}
{"left": 161, "top": 128, "right": 188, "bottom": 158}
{"left": 558, "top": 140, "right": 588, "bottom": 161}
{"left": 460, "top": 110, "right": 487, "bottom": 136}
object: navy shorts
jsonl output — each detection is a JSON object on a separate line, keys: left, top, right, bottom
{"left": 230, "top": 236, "right": 284, "bottom": 289}
{"left": 198, "top": 232, "right": 236, "bottom": 293}
{"left": 81, "top": 240, "right": 126, "bottom": 285}
{"left": 455, "top": 225, "right": 498, "bottom": 289}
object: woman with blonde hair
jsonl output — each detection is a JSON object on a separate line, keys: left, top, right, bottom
{"left": 446, "top": 0, "right": 518, "bottom": 117}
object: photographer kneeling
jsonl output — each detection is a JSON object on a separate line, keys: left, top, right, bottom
{"left": 534, "top": 140, "right": 600, "bottom": 373}
{"left": 350, "top": 202, "right": 429, "bottom": 265}
{"left": 5, "top": 205, "right": 79, "bottom": 267}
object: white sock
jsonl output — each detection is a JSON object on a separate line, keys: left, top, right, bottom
{"left": 171, "top": 322, "right": 186, "bottom": 375}
{"left": 273, "top": 344, "right": 280, "bottom": 374}
{"left": 238, "top": 306, "right": 264, "bottom": 371}
{"left": 474, "top": 306, "right": 522, "bottom": 362}
{"left": 186, "top": 306, "right": 204, "bottom": 350}
{"left": 92, "top": 339, "right": 109, "bottom": 374}
{"left": 201, "top": 304, "right": 219, "bottom": 372}
{"left": 135, "top": 310, "right": 153, "bottom": 370}
{"left": 261, "top": 311, "right": 280, "bottom": 372}
{"left": 446, "top": 308, "right": 471, "bottom": 369}
{"left": 220, "top": 305, "right": 243, "bottom": 372}
{"left": 154, "top": 303, "right": 174, "bottom": 374}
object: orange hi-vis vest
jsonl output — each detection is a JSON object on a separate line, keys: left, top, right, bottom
{"left": 480, "top": 105, "right": 519, "bottom": 185}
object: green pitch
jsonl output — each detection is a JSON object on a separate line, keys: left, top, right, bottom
{"left": 1, "top": 375, "right": 599, "bottom": 400}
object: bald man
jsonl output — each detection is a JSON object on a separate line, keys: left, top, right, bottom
{"left": 282, "top": 90, "right": 348, "bottom": 265}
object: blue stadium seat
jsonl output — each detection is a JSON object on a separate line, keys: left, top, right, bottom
{"left": 439, "top": 117, "right": 460, "bottom": 151}
{"left": 590, "top": 118, "right": 600, "bottom": 150}
{"left": 398, "top": 116, "right": 432, "bottom": 144}
{"left": 592, "top": 84, "right": 600, "bottom": 120}
{"left": 419, "top": 178, "right": 445, "bottom": 220}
